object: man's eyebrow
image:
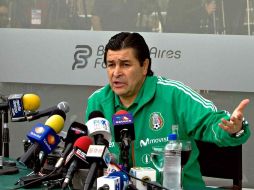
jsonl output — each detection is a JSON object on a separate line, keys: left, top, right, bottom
{"left": 107, "top": 58, "right": 129, "bottom": 63}
{"left": 115, "top": 57, "right": 130, "bottom": 63}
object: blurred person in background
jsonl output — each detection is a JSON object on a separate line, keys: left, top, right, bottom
{"left": 0, "top": 0, "right": 9, "bottom": 27}
{"left": 91, "top": 0, "right": 140, "bottom": 31}
{"left": 223, "top": 0, "right": 247, "bottom": 35}
{"left": 164, "top": 0, "right": 217, "bottom": 34}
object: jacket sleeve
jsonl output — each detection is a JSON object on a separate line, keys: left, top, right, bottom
{"left": 174, "top": 86, "right": 250, "bottom": 147}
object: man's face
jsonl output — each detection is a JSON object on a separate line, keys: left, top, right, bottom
{"left": 106, "top": 48, "right": 148, "bottom": 105}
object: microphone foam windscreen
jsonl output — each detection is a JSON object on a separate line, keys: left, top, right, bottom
{"left": 22, "top": 94, "right": 41, "bottom": 111}
{"left": 68, "top": 122, "right": 88, "bottom": 135}
{"left": 57, "top": 101, "right": 70, "bottom": 113}
{"left": 74, "top": 136, "right": 93, "bottom": 152}
{"left": 88, "top": 110, "right": 105, "bottom": 120}
{"left": 45, "top": 110, "right": 66, "bottom": 133}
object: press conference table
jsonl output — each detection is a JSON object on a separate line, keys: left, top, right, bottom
{"left": 1, "top": 158, "right": 254, "bottom": 190}
{"left": 0, "top": 157, "right": 97, "bottom": 190}
{"left": 0, "top": 159, "right": 51, "bottom": 190}
{"left": 0, "top": 167, "right": 45, "bottom": 190}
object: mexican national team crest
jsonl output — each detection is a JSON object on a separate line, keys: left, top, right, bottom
{"left": 149, "top": 112, "right": 164, "bottom": 131}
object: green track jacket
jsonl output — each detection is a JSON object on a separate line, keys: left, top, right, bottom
{"left": 85, "top": 76, "right": 250, "bottom": 189}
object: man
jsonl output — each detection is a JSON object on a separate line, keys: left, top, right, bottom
{"left": 85, "top": 32, "right": 250, "bottom": 189}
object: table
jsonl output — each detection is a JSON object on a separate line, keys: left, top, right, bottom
{"left": 0, "top": 158, "right": 64, "bottom": 190}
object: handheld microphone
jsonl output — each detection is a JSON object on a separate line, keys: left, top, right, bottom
{"left": 61, "top": 136, "right": 93, "bottom": 189}
{"left": 105, "top": 153, "right": 120, "bottom": 175}
{"left": 112, "top": 110, "right": 135, "bottom": 171}
{"left": 26, "top": 101, "right": 70, "bottom": 121}
{"left": 112, "top": 110, "right": 135, "bottom": 142}
{"left": 86, "top": 111, "right": 111, "bottom": 145}
{"left": 83, "top": 111, "right": 112, "bottom": 190}
{"left": 54, "top": 122, "right": 88, "bottom": 169}
{"left": 8, "top": 94, "right": 40, "bottom": 121}
{"left": 97, "top": 175, "right": 121, "bottom": 190}
{"left": 18, "top": 109, "right": 66, "bottom": 168}
{"left": 97, "top": 171, "right": 129, "bottom": 190}
{"left": 129, "top": 167, "right": 156, "bottom": 190}
{"left": 108, "top": 171, "right": 130, "bottom": 190}
{"left": 64, "top": 121, "right": 88, "bottom": 146}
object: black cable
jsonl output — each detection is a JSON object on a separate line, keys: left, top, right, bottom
{"left": 11, "top": 167, "right": 58, "bottom": 190}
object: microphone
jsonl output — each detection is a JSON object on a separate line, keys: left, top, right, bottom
{"left": 97, "top": 175, "right": 120, "bottom": 190}
{"left": 112, "top": 110, "right": 135, "bottom": 171}
{"left": 7, "top": 93, "right": 41, "bottom": 121}
{"left": 129, "top": 167, "right": 156, "bottom": 190}
{"left": 26, "top": 101, "right": 70, "bottom": 122}
{"left": 83, "top": 111, "right": 112, "bottom": 190}
{"left": 112, "top": 110, "right": 135, "bottom": 142}
{"left": 54, "top": 122, "right": 88, "bottom": 169}
{"left": 105, "top": 153, "right": 121, "bottom": 175}
{"left": 97, "top": 171, "right": 129, "bottom": 190}
{"left": 108, "top": 171, "right": 129, "bottom": 190}
{"left": 64, "top": 122, "right": 88, "bottom": 146}
{"left": 61, "top": 136, "right": 93, "bottom": 189}
{"left": 86, "top": 111, "right": 111, "bottom": 146}
{"left": 18, "top": 109, "right": 66, "bottom": 168}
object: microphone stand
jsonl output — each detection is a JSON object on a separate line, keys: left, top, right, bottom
{"left": 3, "top": 108, "right": 9, "bottom": 157}
{"left": 0, "top": 107, "right": 3, "bottom": 169}
{"left": 0, "top": 102, "right": 8, "bottom": 169}
{"left": 119, "top": 129, "right": 131, "bottom": 172}
{"left": 0, "top": 102, "right": 18, "bottom": 174}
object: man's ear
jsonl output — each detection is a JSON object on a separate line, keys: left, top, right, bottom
{"left": 143, "top": 58, "right": 149, "bottom": 75}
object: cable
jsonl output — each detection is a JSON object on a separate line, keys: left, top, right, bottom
{"left": 110, "top": 162, "right": 168, "bottom": 190}
{"left": 11, "top": 167, "right": 59, "bottom": 190}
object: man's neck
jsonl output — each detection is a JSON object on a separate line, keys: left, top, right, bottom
{"left": 119, "top": 96, "right": 136, "bottom": 108}
{"left": 118, "top": 77, "right": 147, "bottom": 108}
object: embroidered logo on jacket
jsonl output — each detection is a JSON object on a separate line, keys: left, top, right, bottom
{"left": 141, "top": 154, "right": 151, "bottom": 164}
{"left": 149, "top": 112, "right": 164, "bottom": 131}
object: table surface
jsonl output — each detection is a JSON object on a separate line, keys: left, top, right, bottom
{"left": 0, "top": 158, "right": 64, "bottom": 190}
{"left": 1, "top": 158, "right": 254, "bottom": 190}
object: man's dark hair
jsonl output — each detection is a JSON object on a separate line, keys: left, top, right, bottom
{"left": 104, "top": 32, "right": 154, "bottom": 76}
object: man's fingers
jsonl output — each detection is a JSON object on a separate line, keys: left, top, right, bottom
{"left": 235, "top": 99, "right": 250, "bottom": 112}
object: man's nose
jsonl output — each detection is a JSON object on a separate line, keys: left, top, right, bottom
{"left": 113, "top": 65, "right": 122, "bottom": 77}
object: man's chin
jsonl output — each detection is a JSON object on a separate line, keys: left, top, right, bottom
{"left": 113, "top": 89, "right": 126, "bottom": 96}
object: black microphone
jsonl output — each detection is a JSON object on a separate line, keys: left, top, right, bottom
{"left": 83, "top": 111, "right": 112, "bottom": 190}
{"left": 112, "top": 110, "right": 135, "bottom": 142}
{"left": 64, "top": 122, "right": 88, "bottom": 146}
{"left": 98, "top": 184, "right": 110, "bottom": 190}
{"left": 112, "top": 110, "right": 135, "bottom": 171}
{"left": 54, "top": 122, "right": 88, "bottom": 169}
{"left": 26, "top": 101, "right": 70, "bottom": 121}
{"left": 61, "top": 136, "right": 93, "bottom": 189}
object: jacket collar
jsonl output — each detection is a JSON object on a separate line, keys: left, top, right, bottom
{"left": 114, "top": 76, "right": 157, "bottom": 115}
